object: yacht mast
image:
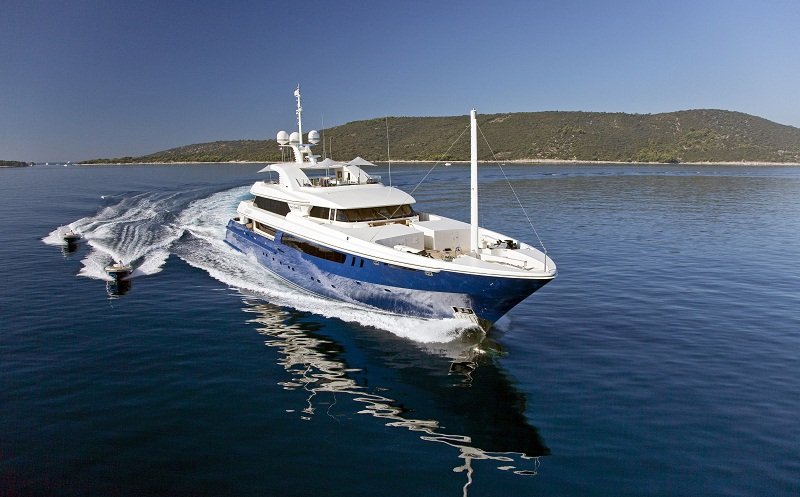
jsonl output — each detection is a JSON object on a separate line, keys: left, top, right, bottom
{"left": 279, "top": 85, "right": 319, "bottom": 165}
{"left": 470, "top": 109, "right": 479, "bottom": 253}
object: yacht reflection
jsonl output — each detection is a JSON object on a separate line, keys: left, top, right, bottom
{"left": 242, "top": 300, "right": 549, "bottom": 490}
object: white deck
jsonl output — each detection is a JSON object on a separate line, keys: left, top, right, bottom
{"left": 252, "top": 165, "right": 414, "bottom": 210}
{"left": 332, "top": 223, "right": 425, "bottom": 250}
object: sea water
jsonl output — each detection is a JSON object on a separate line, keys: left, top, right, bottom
{"left": 1, "top": 163, "right": 798, "bottom": 496}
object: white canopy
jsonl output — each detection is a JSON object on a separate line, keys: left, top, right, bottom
{"left": 347, "top": 156, "right": 377, "bottom": 167}
{"left": 259, "top": 158, "right": 352, "bottom": 173}
{"left": 257, "top": 162, "right": 286, "bottom": 173}
{"left": 317, "top": 158, "right": 342, "bottom": 169}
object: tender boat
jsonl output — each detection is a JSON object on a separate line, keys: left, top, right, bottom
{"left": 62, "top": 229, "right": 81, "bottom": 244}
{"left": 225, "top": 87, "right": 556, "bottom": 331}
{"left": 105, "top": 261, "right": 133, "bottom": 280}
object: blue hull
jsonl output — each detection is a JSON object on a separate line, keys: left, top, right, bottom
{"left": 225, "top": 221, "right": 550, "bottom": 328}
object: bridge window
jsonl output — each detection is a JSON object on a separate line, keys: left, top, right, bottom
{"left": 309, "top": 206, "right": 330, "bottom": 220}
{"left": 334, "top": 204, "right": 416, "bottom": 222}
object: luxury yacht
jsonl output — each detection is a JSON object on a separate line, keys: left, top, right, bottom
{"left": 225, "top": 87, "right": 556, "bottom": 331}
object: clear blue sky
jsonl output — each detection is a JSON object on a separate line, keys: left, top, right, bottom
{"left": 2, "top": 0, "right": 799, "bottom": 162}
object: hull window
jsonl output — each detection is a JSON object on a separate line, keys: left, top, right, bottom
{"left": 282, "top": 234, "right": 347, "bottom": 264}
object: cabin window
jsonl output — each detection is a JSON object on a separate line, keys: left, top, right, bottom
{"left": 309, "top": 206, "right": 330, "bottom": 220}
{"left": 254, "top": 196, "right": 291, "bottom": 216}
{"left": 281, "top": 234, "right": 346, "bottom": 264}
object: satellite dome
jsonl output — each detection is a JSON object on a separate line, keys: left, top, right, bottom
{"left": 308, "top": 130, "right": 320, "bottom": 144}
{"left": 276, "top": 130, "right": 289, "bottom": 145}
{"left": 289, "top": 131, "right": 300, "bottom": 144}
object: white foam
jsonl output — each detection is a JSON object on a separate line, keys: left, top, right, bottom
{"left": 47, "top": 186, "right": 469, "bottom": 343}
{"left": 42, "top": 223, "right": 80, "bottom": 246}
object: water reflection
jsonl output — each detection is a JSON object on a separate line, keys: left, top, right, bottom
{"left": 61, "top": 239, "right": 79, "bottom": 256}
{"left": 106, "top": 278, "right": 131, "bottom": 297}
{"left": 242, "top": 301, "right": 549, "bottom": 493}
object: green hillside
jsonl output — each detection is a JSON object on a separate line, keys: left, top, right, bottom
{"left": 84, "top": 109, "right": 800, "bottom": 164}
{"left": 0, "top": 160, "right": 31, "bottom": 168}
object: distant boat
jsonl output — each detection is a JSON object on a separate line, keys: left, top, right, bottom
{"left": 445, "top": 162, "right": 452, "bottom": 167}
{"left": 60, "top": 228, "right": 80, "bottom": 254}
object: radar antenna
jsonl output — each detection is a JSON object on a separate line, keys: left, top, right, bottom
{"left": 294, "top": 85, "right": 303, "bottom": 145}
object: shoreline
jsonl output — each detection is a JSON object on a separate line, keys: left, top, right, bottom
{"left": 77, "top": 159, "right": 800, "bottom": 167}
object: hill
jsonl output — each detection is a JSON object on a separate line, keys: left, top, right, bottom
{"left": 0, "top": 160, "right": 31, "bottom": 168}
{"left": 84, "top": 109, "right": 800, "bottom": 164}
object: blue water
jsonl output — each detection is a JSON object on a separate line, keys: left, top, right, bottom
{"left": 2, "top": 163, "right": 798, "bottom": 496}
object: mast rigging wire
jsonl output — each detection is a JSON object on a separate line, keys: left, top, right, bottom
{"left": 407, "top": 124, "right": 470, "bottom": 197}
{"left": 476, "top": 123, "right": 547, "bottom": 254}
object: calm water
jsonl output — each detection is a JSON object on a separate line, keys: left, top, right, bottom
{"left": 1, "top": 162, "right": 798, "bottom": 496}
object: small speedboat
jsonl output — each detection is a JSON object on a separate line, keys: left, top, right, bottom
{"left": 105, "top": 261, "right": 133, "bottom": 280}
{"left": 62, "top": 229, "right": 81, "bottom": 244}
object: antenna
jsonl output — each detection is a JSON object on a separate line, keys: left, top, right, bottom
{"left": 294, "top": 84, "right": 302, "bottom": 142}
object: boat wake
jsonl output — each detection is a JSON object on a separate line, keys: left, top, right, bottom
{"left": 44, "top": 187, "right": 470, "bottom": 343}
